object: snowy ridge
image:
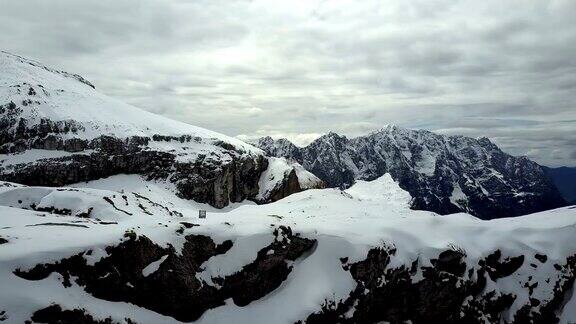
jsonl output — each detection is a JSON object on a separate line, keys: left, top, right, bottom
{"left": 344, "top": 173, "right": 411, "bottom": 209}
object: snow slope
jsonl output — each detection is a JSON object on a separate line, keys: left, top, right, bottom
{"left": 0, "top": 51, "right": 256, "bottom": 151}
{"left": 0, "top": 175, "right": 575, "bottom": 323}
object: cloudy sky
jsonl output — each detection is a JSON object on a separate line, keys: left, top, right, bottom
{"left": 2, "top": 0, "right": 575, "bottom": 166}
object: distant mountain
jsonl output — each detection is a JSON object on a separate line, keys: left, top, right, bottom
{"left": 0, "top": 51, "right": 321, "bottom": 207}
{"left": 544, "top": 166, "right": 576, "bottom": 204}
{"left": 254, "top": 126, "right": 566, "bottom": 219}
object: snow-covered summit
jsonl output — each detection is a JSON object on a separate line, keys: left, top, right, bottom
{"left": 0, "top": 51, "right": 96, "bottom": 89}
{"left": 254, "top": 126, "right": 566, "bottom": 219}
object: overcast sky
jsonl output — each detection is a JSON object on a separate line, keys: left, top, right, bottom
{"left": 2, "top": 0, "right": 575, "bottom": 166}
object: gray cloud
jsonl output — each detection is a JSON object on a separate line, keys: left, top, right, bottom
{"left": 1, "top": 0, "right": 575, "bottom": 166}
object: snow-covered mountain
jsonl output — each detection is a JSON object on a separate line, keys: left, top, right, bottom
{"left": 1, "top": 52, "right": 575, "bottom": 324}
{"left": 254, "top": 127, "right": 566, "bottom": 219}
{"left": 0, "top": 51, "right": 321, "bottom": 207}
{"left": 0, "top": 178, "right": 575, "bottom": 323}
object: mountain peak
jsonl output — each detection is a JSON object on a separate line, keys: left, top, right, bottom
{"left": 315, "top": 131, "right": 347, "bottom": 142}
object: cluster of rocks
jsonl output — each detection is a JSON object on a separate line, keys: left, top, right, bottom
{"left": 26, "top": 305, "right": 133, "bottom": 324}
{"left": 304, "top": 247, "right": 575, "bottom": 324}
{"left": 16, "top": 226, "right": 315, "bottom": 322}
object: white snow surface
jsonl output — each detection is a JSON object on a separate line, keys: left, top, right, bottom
{"left": 344, "top": 173, "right": 411, "bottom": 210}
{"left": 0, "top": 174, "right": 575, "bottom": 323}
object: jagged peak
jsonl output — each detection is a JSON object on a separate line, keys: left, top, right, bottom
{"left": 476, "top": 136, "right": 494, "bottom": 146}
{"left": 254, "top": 136, "right": 297, "bottom": 147}
{"left": 323, "top": 131, "right": 347, "bottom": 139}
{"left": 310, "top": 132, "right": 348, "bottom": 146}
{"left": 257, "top": 136, "right": 275, "bottom": 143}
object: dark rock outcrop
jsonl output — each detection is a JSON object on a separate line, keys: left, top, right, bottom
{"left": 304, "top": 247, "right": 576, "bottom": 324}
{"left": 0, "top": 113, "right": 269, "bottom": 208}
{"left": 216, "top": 226, "right": 316, "bottom": 306}
{"left": 15, "top": 227, "right": 316, "bottom": 322}
{"left": 262, "top": 168, "right": 324, "bottom": 203}
{"left": 481, "top": 249, "right": 525, "bottom": 281}
{"left": 15, "top": 232, "right": 233, "bottom": 322}
{"left": 255, "top": 127, "right": 566, "bottom": 219}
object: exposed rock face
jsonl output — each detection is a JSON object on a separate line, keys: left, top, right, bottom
{"left": 0, "top": 51, "right": 312, "bottom": 208}
{"left": 215, "top": 226, "right": 316, "bottom": 306}
{"left": 0, "top": 127, "right": 268, "bottom": 208}
{"left": 265, "top": 168, "right": 311, "bottom": 203}
{"left": 254, "top": 127, "right": 566, "bottom": 218}
{"left": 255, "top": 137, "right": 303, "bottom": 162}
{"left": 304, "top": 247, "right": 576, "bottom": 324}
{"left": 256, "top": 157, "right": 324, "bottom": 203}
{"left": 15, "top": 220, "right": 574, "bottom": 324}
{"left": 15, "top": 226, "right": 316, "bottom": 322}
{"left": 15, "top": 232, "right": 233, "bottom": 322}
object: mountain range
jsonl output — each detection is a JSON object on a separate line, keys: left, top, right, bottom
{"left": 254, "top": 129, "right": 566, "bottom": 219}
